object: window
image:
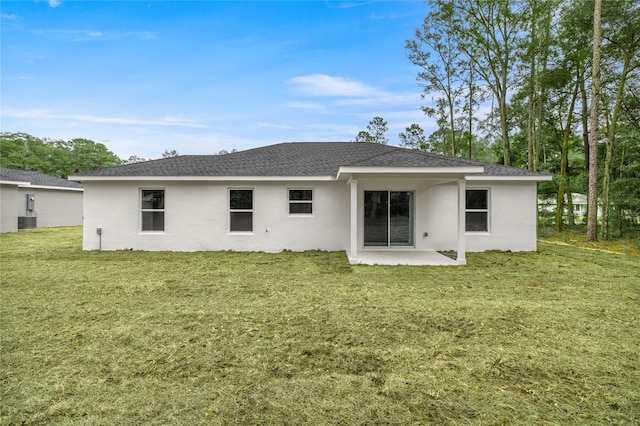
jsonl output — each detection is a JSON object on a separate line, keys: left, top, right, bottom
{"left": 141, "top": 189, "right": 165, "bottom": 232}
{"left": 230, "top": 189, "right": 253, "bottom": 232}
{"left": 289, "top": 189, "right": 313, "bottom": 214}
{"left": 466, "top": 189, "right": 488, "bottom": 232}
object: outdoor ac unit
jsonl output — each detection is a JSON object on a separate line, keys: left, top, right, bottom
{"left": 18, "top": 216, "right": 37, "bottom": 230}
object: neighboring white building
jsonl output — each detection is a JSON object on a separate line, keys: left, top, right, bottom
{"left": 71, "top": 142, "right": 551, "bottom": 265}
{"left": 0, "top": 168, "right": 84, "bottom": 233}
{"left": 539, "top": 193, "right": 594, "bottom": 224}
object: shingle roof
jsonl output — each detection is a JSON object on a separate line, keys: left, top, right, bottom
{"left": 0, "top": 167, "right": 83, "bottom": 188}
{"left": 73, "top": 142, "right": 548, "bottom": 178}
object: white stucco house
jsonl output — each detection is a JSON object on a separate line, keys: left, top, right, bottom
{"left": 0, "top": 167, "right": 84, "bottom": 233}
{"left": 71, "top": 142, "right": 551, "bottom": 265}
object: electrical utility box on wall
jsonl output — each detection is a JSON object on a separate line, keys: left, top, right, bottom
{"left": 26, "top": 193, "right": 35, "bottom": 213}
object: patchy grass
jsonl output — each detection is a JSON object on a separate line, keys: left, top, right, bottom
{"left": 1, "top": 227, "right": 639, "bottom": 425}
{"left": 538, "top": 225, "right": 640, "bottom": 255}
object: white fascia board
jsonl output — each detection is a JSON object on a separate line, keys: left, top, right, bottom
{"left": 70, "top": 175, "right": 336, "bottom": 182}
{"left": 466, "top": 174, "right": 553, "bottom": 181}
{"left": 0, "top": 180, "right": 83, "bottom": 191}
{"left": 22, "top": 184, "right": 84, "bottom": 192}
{"left": 337, "top": 166, "right": 484, "bottom": 180}
{"left": 0, "top": 180, "right": 29, "bottom": 186}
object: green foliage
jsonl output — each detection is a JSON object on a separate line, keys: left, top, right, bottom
{"left": 124, "top": 155, "right": 149, "bottom": 164}
{"left": 353, "top": 117, "right": 388, "bottom": 144}
{"left": 1, "top": 227, "right": 638, "bottom": 424}
{"left": 0, "top": 132, "right": 122, "bottom": 178}
{"left": 353, "top": 130, "right": 374, "bottom": 143}
{"left": 0, "top": 132, "right": 52, "bottom": 173}
{"left": 162, "top": 149, "right": 179, "bottom": 158}
{"left": 398, "top": 123, "right": 428, "bottom": 150}
{"left": 405, "top": 0, "right": 637, "bottom": 237}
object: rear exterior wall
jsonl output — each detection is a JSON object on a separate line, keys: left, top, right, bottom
{"left": 82, "top": 180, "right": 351, "bottom": 252}
{"left": 81, "top": 179, "right": 538, "bottom": 252}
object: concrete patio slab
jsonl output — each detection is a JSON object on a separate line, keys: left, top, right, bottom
{"left": 349, "top": 250, "right": 459, "bottom": 266}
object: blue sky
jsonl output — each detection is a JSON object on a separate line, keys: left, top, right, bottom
{"left": 1, "top": 0, "right": 434, "bottom": 159}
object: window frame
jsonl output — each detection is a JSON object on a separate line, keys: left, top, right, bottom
{"left": 229, "top": 188, "right": 254, "bottom": 233}
{"left": 465, "top": 188, "right": 490, "bottom": 233}
{"left": 288, "top": 188, "right": 314, "bottom": 216}
{"left": 140, "top": 188, "right": 165, "bottom": 233}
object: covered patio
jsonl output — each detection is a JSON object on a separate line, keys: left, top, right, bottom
{"left": 339, "top": 167, "right": 477, "bottom": 266}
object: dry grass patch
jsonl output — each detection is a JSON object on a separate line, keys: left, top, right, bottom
{"left": 1, "top": 227, "right": 639, "bottom": 424}
{"left": 539, "top": 225, "right": 640, "bottom": 255}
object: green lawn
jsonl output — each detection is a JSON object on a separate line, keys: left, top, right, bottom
{"left": 1, "top": 227, "right": 638, "bottom": 425}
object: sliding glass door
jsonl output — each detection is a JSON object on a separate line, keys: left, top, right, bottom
{"left": 364, "top": 191, "right": 414, "bottom": 247}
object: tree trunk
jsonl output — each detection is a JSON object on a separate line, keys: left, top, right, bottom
{"left": 468, "top": 63, "right": 474, "bottom": 159}
{"left": 527, "top": 8, "right": 537, "bottom": 171}
{"left": 580, "top": 70, "right": 590, "bottom": 172}
{"left": 448, "top": 93, "right": 457, "bottom": 157}
{"left": 556, "top": 81, "right": 579, "bottom": 231}
{"left": 527, "top": 61, "right": 536, "bottom": 171}
{"left": 586, "top": 0, "right": 602, "bottom": 242}
{"left": 568, "top": 192, "right": 575, "bottom": 226}
{"left": 500, "top": 76, "right": 511, "bottom": 166}
{"left": 602, "top": 102, "right": 613, "bottom": 239}
{"left": 601, "top": 52, "right": 632, "bottom": 239}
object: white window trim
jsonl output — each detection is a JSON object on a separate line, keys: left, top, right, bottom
{"left": 228, "top": 188, "right": 254, "bottom": 234}
{"left": 465, "top": 188, "right": 490, "bottom": 234}
{"left": 140, "top": 188, "right": 165, "bottom": 233}
{"left": 287, "top": 188, "right": 314, "bottom": 216}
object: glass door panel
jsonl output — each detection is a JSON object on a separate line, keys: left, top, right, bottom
{"left": 364, "top": 191, "right": 388, "bottom": 246}
{"left": 390, "top": 191, "right": 414, "bottom": 246}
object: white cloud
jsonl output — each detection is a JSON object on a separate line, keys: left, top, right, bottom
{"left": 369, "top": 12, "right": 411, "bottom": 20}
{"left": 324, "top": 1, "right": 376, "bottom": 9}
{"left": 2, "top": 108, "right": 208, "bottom": 128}
{"left": 287, "top": 74, "right": 383, "bottom": 98}
{"left": 49, "top": 0, "right": 61, "bottom": 8}
{"left": 33, "top": 28, "right": 154, "bottom": 41}
{"left": 285, "top": 102, "right": 326, "bottom": 111}
{"left": 287, "top": 73, "right": 421, "bottom": 108}
{"left": 335, "top": 91, "right": 421, "bottom": 106}
{"left": 7, "top": 75, "right": 36, "bottom": 81}
{"left": 257, "top": 122, "right": 296, "bottom": 130}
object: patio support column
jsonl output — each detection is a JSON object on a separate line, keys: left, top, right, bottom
{"left": 349, "top": 178, "right": 358, "bottom": 263}
{"left": 457, "top": 178, "right": 467, "bottom": 265}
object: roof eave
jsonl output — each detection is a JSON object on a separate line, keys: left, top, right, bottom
{"left": 0, "top": 179, "right": 30, "bottom": 186}
{"left": 466, "top": 174, "right": 553, "bottom": 181}
{"left": 0, "top": 180, "right": 83, "bottom": 190}
{"left": 70, "top": 175, "right": 336, "bottom": 182}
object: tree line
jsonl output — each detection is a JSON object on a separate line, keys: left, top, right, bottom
{"left": 0, "top": 132, "right": 187, "bottom": 178}
{"left": 355, "top": 0, "right": 639, "bottom": 240}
